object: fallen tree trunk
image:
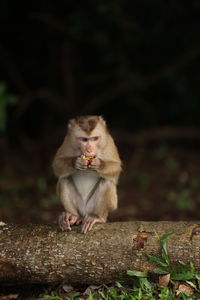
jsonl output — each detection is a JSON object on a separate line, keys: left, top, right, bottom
{"left": 0, "top": 221, "right": 200, "bottom": 284}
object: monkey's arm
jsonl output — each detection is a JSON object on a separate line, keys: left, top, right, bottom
{"left": 97, "top": 160, "right": 121, "bottom": 182}
{"left": 52, "top": 156, "right": 76, "bottom": 177}
{"left": 96, "top": 136, "right": 122, "bottom": 182}
{"left": 52, "top": 134, "right": 79, "bottom": 177}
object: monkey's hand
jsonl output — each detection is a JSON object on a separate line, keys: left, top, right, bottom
{"left": 81, "top": 215, "right": 105, "bottom": 234}
{"left": 58, "top": 212, "right": 82, "bottom": 231}
{"left": 88, "top": 157, "right": 101, "bottom": 170}
{"left": 75, "top": 156, "right": 88, "bottom": 170}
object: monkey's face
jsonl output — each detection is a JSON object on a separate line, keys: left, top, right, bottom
{"left": 77, "top": 136, "right": 99, "bottom": 157}
{"left": 68, "top": 116, "right": 108, "bottom": 157}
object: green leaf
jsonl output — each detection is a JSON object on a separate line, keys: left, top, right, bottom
{"left": 115, "top": 281, "right": 123, "bottom": 288}
{"left": 178, "top": 260, "right": 187, "bottom": 267}
{"left": 171, "top": 272, "right": 195, "bottom": 281}
{"left": 98, "top": 291, "right": 107, "bottom": 299}
{"left": 69, "top": 292, "right": 81, "bottom": 299}
{"left": 139, "top": 277, "right": 153, "bottom": 292}
{"left": 161, "top": 248, "right": 169, "bottom": 266}
{"left": 190, "top": 261, "right": 195, "bottom": 273}
{"left": 127, "top": 270, "right": 147, "bottom": 277}
{"left": 186, "top": 280, "right": 197, "bottom": 290}
{"left": 195, "top": 274, "right": 200, "bottom": 290}
{"left": 87, "top": 293, "right": 94, "bottom": 300}
{"left": 154, "top": 268, "right": 169, "bottom": 275}
{"left": 159, "top": 232, "right": 174, "bottom": 242}
{"left": 158, "top": 286, "right": 170, "bottom": 299}
{"left": 159, "top": 233, "right": 174, "bottom": 266}
{"left": 108, "top": 287, "right": 118, "bottom": 298}
{"left": 143, "top": 253, "right": 168, "bottom": 268}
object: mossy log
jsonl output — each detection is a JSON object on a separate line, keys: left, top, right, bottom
{"left": 0, "top": 221, "right": 200, "bottom": 284}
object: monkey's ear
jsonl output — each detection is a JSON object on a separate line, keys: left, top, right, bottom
{"left": 99, "top": 115, "right": 106, "bottom": 126}
{"left": 68, "top": 118, "right": 75, "bottom": 130}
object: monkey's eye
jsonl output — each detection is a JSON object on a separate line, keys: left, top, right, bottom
{"left": 90, "top": 136, "right": 99, "bottom": 142}
{"left": 79, "top": 137, "right": 88, "bottom": 142}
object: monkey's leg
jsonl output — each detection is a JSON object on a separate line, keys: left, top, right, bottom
{"left": 57, "top": 177, "right": 82, "bottom": 231}
{"left": 82, "top": 179, "right": 117, "bottom": 233}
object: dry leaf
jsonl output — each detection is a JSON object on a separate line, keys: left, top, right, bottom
{"left": 62, "top": 284, "right": 74, "bottom": 293}
{"left": 133, "top": 231, "right": 151, "bottom": 250}
{"left": 84, "top": 285, "right": 102, "bottom": 295}
{"left": 176, "top": 284, "right": 194, "bottom": 295}
{"left": 159, "top": 273, "right": 170, "bottom": 286}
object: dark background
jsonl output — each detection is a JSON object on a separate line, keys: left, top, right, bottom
{"left": 0, "top": 0, "right": 200, "bottom": 224}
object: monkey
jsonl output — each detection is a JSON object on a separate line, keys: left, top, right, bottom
{"left": 52, "top": 115, "right": 121, "bottom": 234}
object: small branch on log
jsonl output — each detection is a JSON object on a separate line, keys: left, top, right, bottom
{"left": 0, "top": 222, "right": 200, "bottom": 285}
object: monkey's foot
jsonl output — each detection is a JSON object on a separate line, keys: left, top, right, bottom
{"left": 58, "top": 212, "right": 81, "bottom": 231}
{"left": 81, "top": 215, "right": 105, "bottom": 234}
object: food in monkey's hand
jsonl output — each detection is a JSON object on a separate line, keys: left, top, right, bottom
{"left": 81, "top": 155, "right": 94, "bottom": 161}
{"left": 81, "top": 154, "right": 94, "bottom": 166}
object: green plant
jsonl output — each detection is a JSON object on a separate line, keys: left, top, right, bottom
{"left": 40, "top": 291, "right": 81, "bottom": 299}
{"left": 127, "top": 270, "right": 154, "bottom": 299}
{"left": 144, "top": 232, "right": 174, "bottom": 275}
{"left": 127, "top": 232, "right": 200, "bottom": 299}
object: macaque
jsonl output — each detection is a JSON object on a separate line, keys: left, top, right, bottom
{"left": 52, "top": 115, "right": 121, "bottom": 233}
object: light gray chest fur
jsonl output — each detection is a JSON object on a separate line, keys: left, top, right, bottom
{"left": 72, "top": 170, "right": 99, "bottom": 204}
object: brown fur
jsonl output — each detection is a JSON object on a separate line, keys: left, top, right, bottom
{"left": 75, "top": 115, "right": 99, "bottom": 134}
{"left": 52, "top": 115, "right": 121, "bottom": 233}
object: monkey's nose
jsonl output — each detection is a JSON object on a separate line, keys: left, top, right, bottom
{"left": 86, "top": 146, "right": 93, "bottom": 152}
{"left": 86, "top": 150, "right": 93, "bottom": 155}
{"left": 85, "top": 147, "right": 95, "bottom": 156}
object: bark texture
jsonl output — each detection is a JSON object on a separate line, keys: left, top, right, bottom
{"left": 0, "top": 221, "right": 200, "bottom": 284}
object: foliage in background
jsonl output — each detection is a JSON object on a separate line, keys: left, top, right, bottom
{"left": 0, "top": 1, "right": 200, "bottom": 138}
